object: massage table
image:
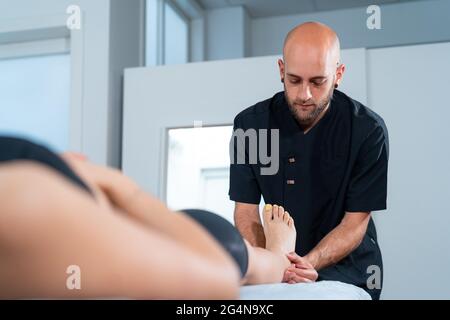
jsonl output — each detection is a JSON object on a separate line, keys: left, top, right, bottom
{"left": 240, "top": 280, "right": 371, "bottom": 300}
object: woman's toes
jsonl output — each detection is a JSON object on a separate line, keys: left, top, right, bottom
{"left": 283, "top": 211, "right": 290, "bottom": 223}
{"left": 263, "top": 204, "right": 273, "bottom": 223}
{"left": 288, "top": 217, "right": 295, "bottom": 228}
{"left": 277, "top": 205, "right": 284, "bottom": 219}
{"left": 272, "top": 204, "right": 279, "bottom": 219}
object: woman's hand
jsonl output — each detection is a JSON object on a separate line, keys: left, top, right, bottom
{"left": 61, "top": 152, "right": 138, "bottom": 211}
{"left": 60, "top": 152, "right": 113, "bottom": 210}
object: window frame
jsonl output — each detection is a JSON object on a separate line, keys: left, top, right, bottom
{"left": 145, "top": 0, "right": 203, "bottom": 66}
{"left": 163, "top": 0, "right": 190, "bottom": 65}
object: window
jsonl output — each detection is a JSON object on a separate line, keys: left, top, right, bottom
{"left": 166, "top": 125, "right": 266, "bottom": 222}
{"left": 0, "top": 53, "right": 71, "bottom": 152}
{"left": 166, "top": 125, "right": 235, "bottom": 222}
{"left": 146, "top": 0, "right": 189, "bottom": 66}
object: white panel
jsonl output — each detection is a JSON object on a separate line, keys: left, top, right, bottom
{"left": 367, "top": 42, "right": 450, "bottom": 299}
{"left": 122, "top": 48, "right": 367, "bottom": 199}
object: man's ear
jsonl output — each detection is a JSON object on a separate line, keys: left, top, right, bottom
{"left": 335, "top": 63, "right": 345, "bottom": 87}
{"left": 278, "top": 59, "right": 285, "bottom": 83}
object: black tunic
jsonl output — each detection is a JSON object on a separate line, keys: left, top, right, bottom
{"left": 229, "top": 90, "right": 389, "bottom": 300}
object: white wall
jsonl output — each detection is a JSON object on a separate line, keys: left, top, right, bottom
{"left": 190, "top": 17, "right": 205, "bottom": 62}
{"left": 251, "top": 0, "right": 450, "bottom": 57}
{"left": 205, "top": 6, "right": 250, "bottom": 60}
{"left": 0, "top": 0, "right": 143, "bottom": 167}
{"left": 200, "top": 0, "right": 450, "bottom": 61}
{"left": 367, "top": 42, "right": 450, "bottom": 299}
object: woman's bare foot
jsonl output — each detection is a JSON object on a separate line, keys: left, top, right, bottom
{"left": 263, "top": 204, "right": 296, "bottom": 259}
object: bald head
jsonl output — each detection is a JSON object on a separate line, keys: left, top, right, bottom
{"left": 283, "top": 22, "right": 341, "bottom": 70}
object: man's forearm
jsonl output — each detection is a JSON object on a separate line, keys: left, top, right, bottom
{"left": 235, "top": 220, "right": 266, "bottom": 248}
{"left": 304, "top": 222, "right": 366, "bottom": 271}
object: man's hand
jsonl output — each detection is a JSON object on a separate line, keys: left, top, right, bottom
{"left": 283, "top": 252, "right": 319, "bottom": 284}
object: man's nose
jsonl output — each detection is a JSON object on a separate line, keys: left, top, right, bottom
{"left": 297, "top": 83, "right": 313, "bottom": 103}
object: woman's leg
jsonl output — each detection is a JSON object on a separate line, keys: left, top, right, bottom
{"left": 62, "top": 156, "right": 298, "bottom": 286}
{"left": 179, "top": 207, "right": 297, "bottom": 285}
{"left": 71, "top": 159, "right": 297, "bottom": 286}
{"left": 0, "top": 162, "right": 239, "bottom": 299}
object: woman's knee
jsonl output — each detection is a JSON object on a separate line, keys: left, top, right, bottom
{"left": 181, "top": 209, "right": 249, "bottom": 277}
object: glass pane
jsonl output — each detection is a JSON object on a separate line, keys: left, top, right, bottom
{"left": 164, "top": 2, "right": 188, "bottom": 65}
{"left": 0, "top": 54, "right": 70, "bottom": 152}
{"left": 166, "top": 126, "right": 235, "bottom": 222}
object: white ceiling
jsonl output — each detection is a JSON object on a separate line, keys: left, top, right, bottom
{"left": 196, "top": 0, "right": 422, "bottom": 18}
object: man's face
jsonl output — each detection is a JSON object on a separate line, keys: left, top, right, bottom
{"left": 279, "top": 46, "right": 340, "bottom": 127}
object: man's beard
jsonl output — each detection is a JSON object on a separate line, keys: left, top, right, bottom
{"left": 285, "top": 84, "right": 334, "bottom": 127}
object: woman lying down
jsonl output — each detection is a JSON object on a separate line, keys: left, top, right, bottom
{"left": 0, "top": 137, "right": 315, "bottom": 299}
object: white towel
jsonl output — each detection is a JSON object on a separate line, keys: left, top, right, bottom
{"left": 240, "top": 280, "right": 371, "bottom": 300}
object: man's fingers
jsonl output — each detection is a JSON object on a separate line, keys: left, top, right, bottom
{"left": 285, "top": 253, "right": 318, "bottom": 282}
{"left": 291, "top": 275, "right": 313, "bottom": 283}
{"left": 286, "top": 265, "right": 318, "bottom": 281}
{"left": 285, "top": 272, "right": 313, "bottom": 283}
{"left": 282, "top": 269, "right": 291, "bottom": 283}
{"left": 289, "top": 267, "right": 318, "bottom": 281}
{"left": 286, "top": 252, "right": 314, "bottom": 268}
{"left": 286, "top": 252, "right": 301, "bottom": 263}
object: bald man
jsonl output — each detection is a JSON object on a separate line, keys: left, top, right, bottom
{"left": 229, "top": 22, "right": 389, "bottom": 300}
